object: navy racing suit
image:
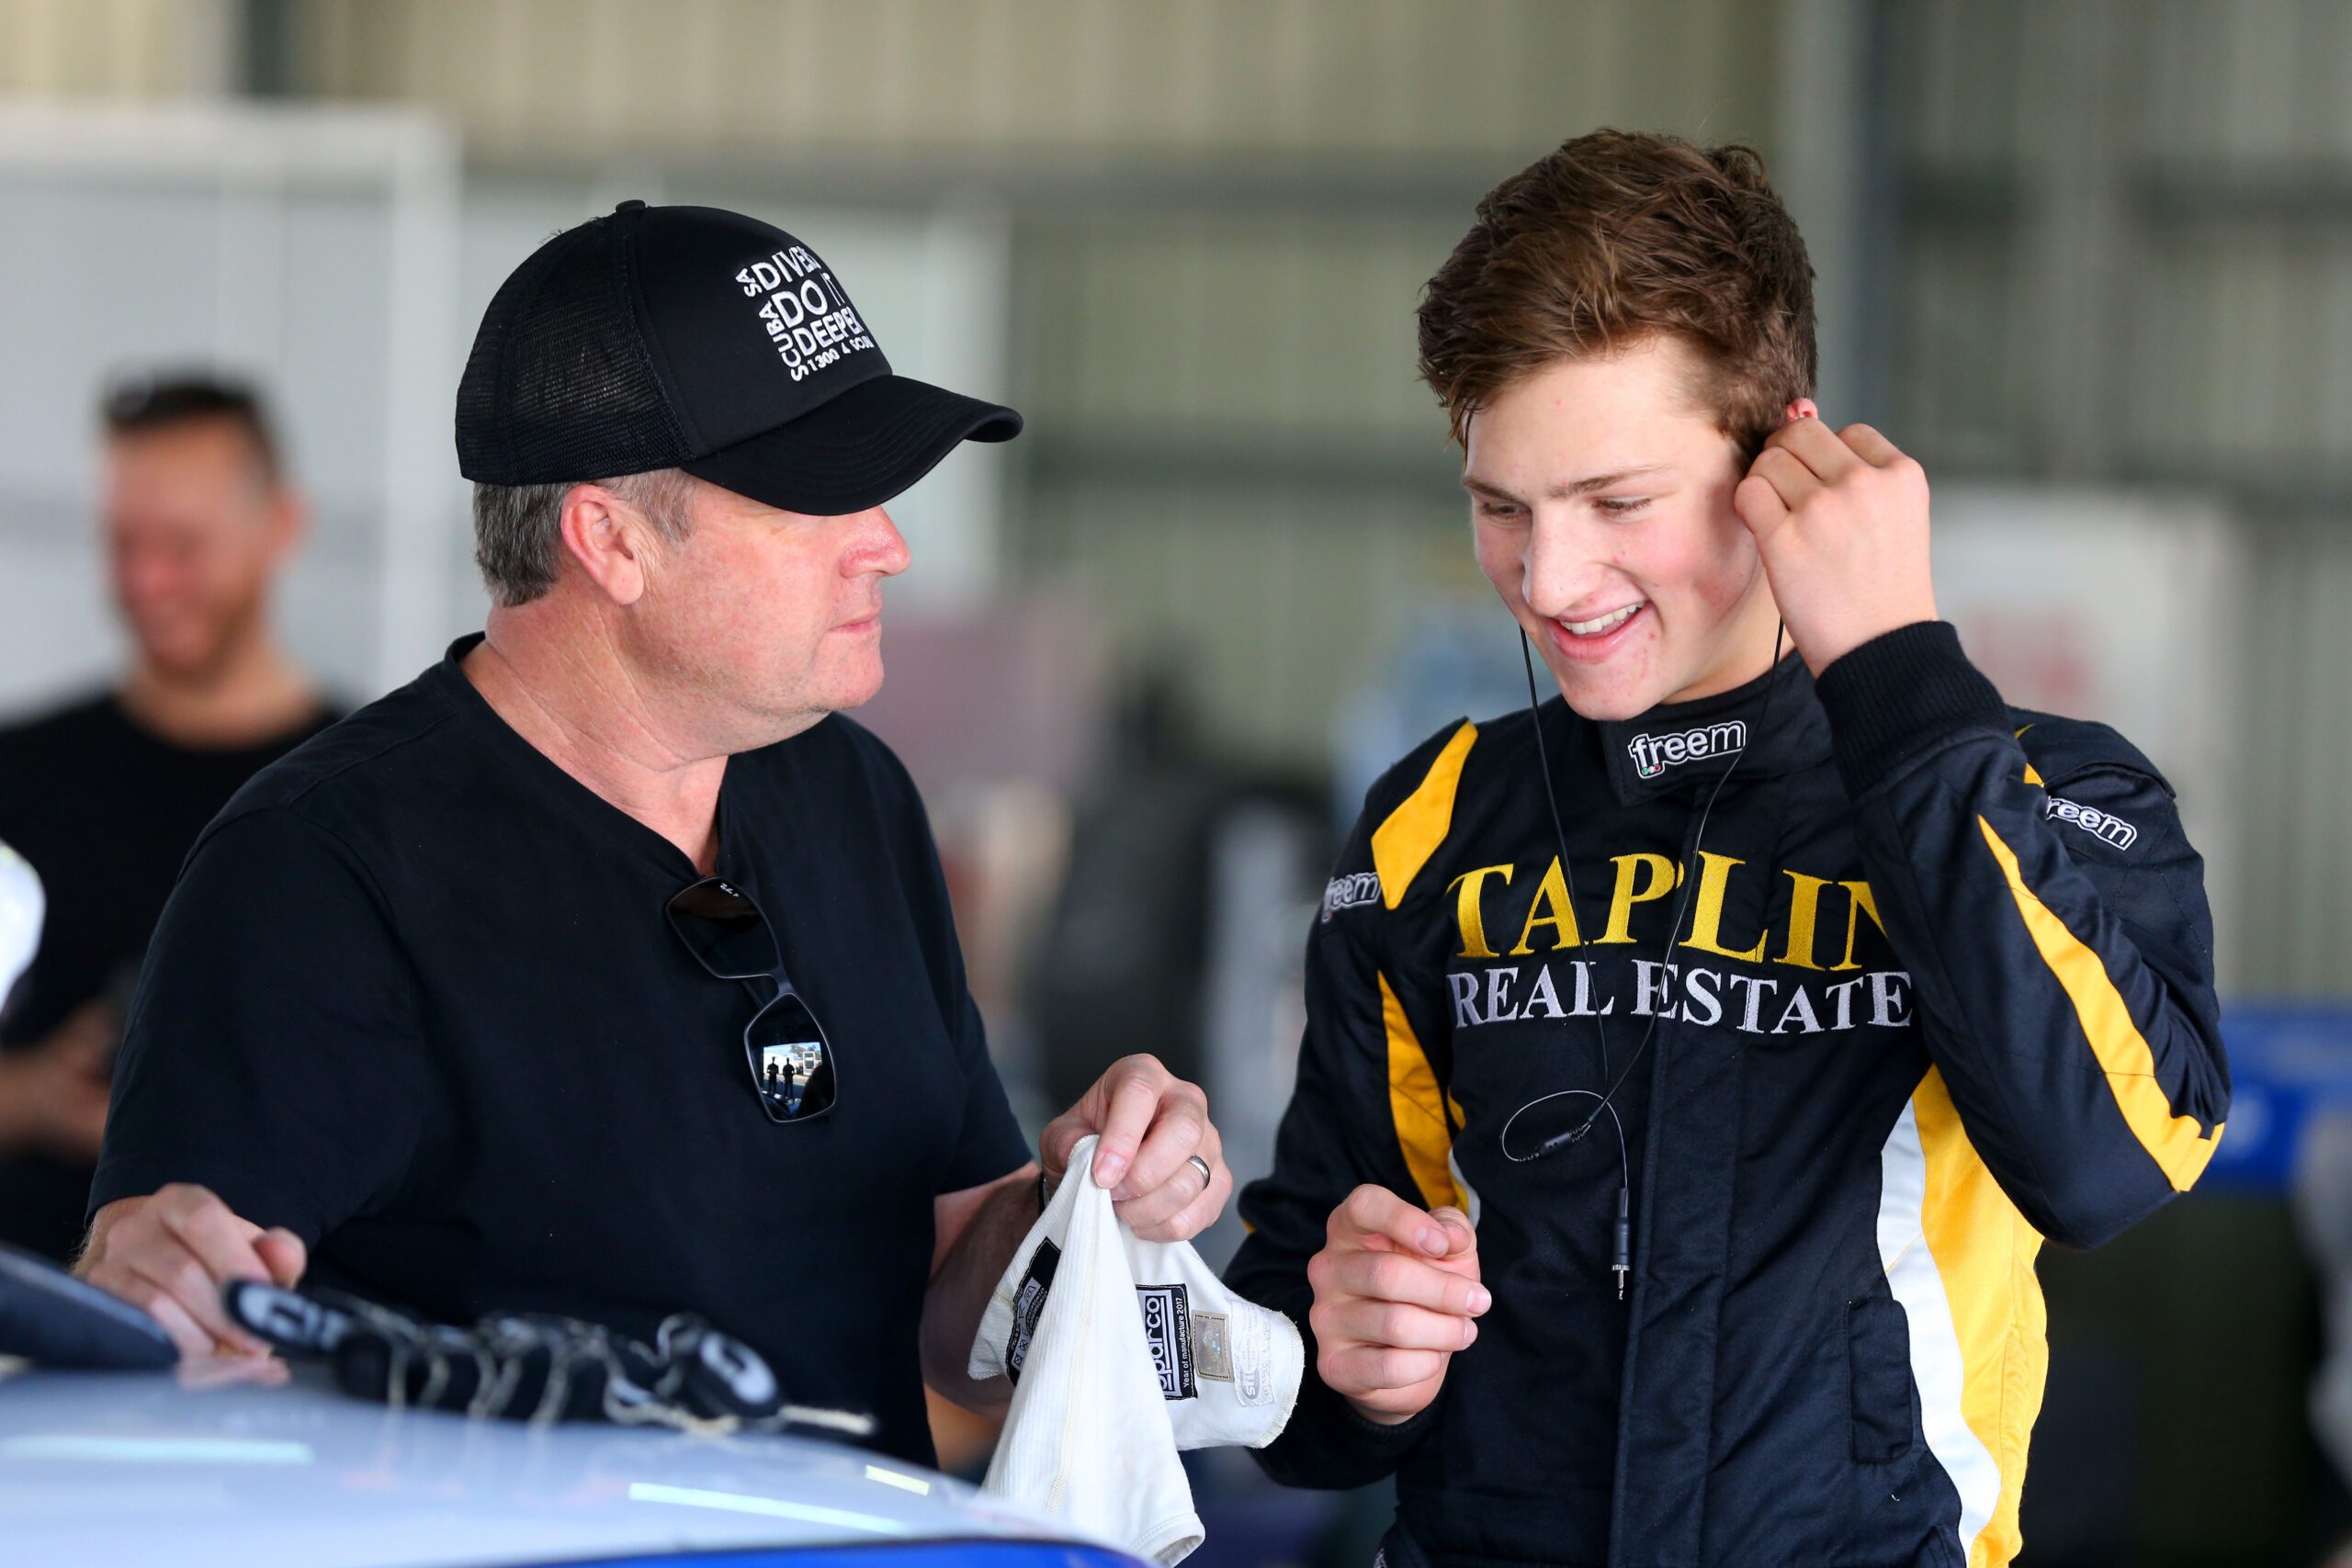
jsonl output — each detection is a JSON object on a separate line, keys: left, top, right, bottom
{"left": 1226, "top": 621, "right": 2228, "bottom": 1568}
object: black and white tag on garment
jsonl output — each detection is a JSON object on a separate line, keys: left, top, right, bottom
{"left": 1136, "top": 1282, "right": 1195, "bottom": 1400}
{"left": 1004, "top": 1238, "right": 1061, "bottom": 1383}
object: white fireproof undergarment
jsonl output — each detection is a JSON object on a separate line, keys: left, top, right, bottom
{"left": 969, "top": 1134, "right": 1303, "bottom": 1564}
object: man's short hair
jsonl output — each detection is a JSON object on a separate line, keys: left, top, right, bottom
{"left": 100, "top": 371, "right": 284, "bottom": 483}
{"left": 1417, "top": 129, "right": 1816, "bottom": 458}
{"left": 472, "top": 468, "right": 697, "bottom": 607}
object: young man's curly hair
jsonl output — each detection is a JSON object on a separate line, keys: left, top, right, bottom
{"left": 1417, "top": 128, "right": 1817, "bottom": 460}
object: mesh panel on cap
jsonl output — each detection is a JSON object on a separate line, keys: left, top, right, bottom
{"left": 455, "top": 215, "right": 692, "bottom": 483}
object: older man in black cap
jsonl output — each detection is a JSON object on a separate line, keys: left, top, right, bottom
{"left": 75, "top": 203, "right": 1232, "bottom": 1467}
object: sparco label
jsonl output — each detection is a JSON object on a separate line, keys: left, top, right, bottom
{"left": 1136, "top": 1282, "right": 1197, "bottom": 1400}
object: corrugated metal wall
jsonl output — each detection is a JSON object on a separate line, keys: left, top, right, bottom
{"left": 1007, "top": 210, "right": 1474, "bottom": 767}
{"left": 286, "top": 0, "right": 1775, "bottom": 161}
{"left": 4, "top": 0, "right": 2341, "bottom": 989}
{"left": 0, "top": 0, "right": 232, "bottom": 96}
{"left": 2237, "top": 524, "right": 2352, "bottom": 994}
{"left": 0, "top": 0, "right": 1781, "bottom": 780}
{"left": 1892, "top": 0, "right": 2352, "bottom": 995}
{"left": 261, "top": 0, "right": 1781, "bottom": 778}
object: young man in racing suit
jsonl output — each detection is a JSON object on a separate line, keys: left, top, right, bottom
{"left": 1224, "top": 130, "right": 2229, "bottom": 1568}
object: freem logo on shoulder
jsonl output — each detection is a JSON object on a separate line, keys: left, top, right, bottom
{"left": 1321, "top": 871, "right": 1383, "bottom": 922}
{"left": 1628, "top": 720, "right": 1747, "bottom": 780}
{"left": 2046, "top": 795, "right": 2139, "bottom": 851}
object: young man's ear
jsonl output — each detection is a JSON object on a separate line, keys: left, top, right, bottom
{"left": 1786, "top": 398, "right": 1820, "bottom": 422}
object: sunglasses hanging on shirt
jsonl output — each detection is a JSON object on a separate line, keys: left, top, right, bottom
{"left": 666, "top": 876, "right": 839, "bottom": 1125}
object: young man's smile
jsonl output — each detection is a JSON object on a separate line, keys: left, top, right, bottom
{"left": 1545, "top": 598, "right": 1646, "bottom": 660}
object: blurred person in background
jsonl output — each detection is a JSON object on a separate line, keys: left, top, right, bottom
{"left": 1226, "top": 130, "right": 2230, "bottom": 1568}
{"left": 0, "top": 374, "right": 335, "bottom": 1262}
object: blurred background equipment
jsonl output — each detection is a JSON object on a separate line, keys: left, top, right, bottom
{"left": 1, "top": 3, "right": 2348, "bottom": 1563}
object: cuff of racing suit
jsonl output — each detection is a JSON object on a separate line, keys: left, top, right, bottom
{"left": 1257, "top": 1335, "right": 1441, "bottom": 1488}
{"left": 1815, "top": 620, "right": 2010, "bottom": 802}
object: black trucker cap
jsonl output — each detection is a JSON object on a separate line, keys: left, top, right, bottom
{"left": 456, "top": 200, "right": 1022, "bottom": 515}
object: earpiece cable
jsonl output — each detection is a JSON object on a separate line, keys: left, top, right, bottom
{"left": 1506, "top": 618, "right": 1792, "bottom": 1298}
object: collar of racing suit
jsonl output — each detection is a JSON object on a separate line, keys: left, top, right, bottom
{"left": 1591, "top": 650, "right": 1828, "bottom": 807}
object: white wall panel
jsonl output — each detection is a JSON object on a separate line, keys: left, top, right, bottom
{"left": 0, "top": 105, "right": 460, "bottom": 711}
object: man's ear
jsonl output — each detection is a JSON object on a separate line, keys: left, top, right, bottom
{"left": 1786, "top": 397, "right": 1820, "bottom": 422}
{"left": 557, "top": 483, "right": 650, "bottom": 605}
{"left": 264, "top": 485, "right": 309, "bottom": 565}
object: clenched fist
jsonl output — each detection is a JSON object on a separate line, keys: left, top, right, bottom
{"left": 1733, "top": 407, "right": 1939, "bottom": 674}
{"left": 1307, "top": 1185, "right": 1487, "bottom": 1425}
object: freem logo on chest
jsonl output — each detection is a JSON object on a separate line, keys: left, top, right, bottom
{"left": 1628, "top": 719, "right": 1747, "bottom": 780}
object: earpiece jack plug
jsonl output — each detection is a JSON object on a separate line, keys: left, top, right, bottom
{"left": 1612, "top": 1185, "right": 1632, "bottom": 1302}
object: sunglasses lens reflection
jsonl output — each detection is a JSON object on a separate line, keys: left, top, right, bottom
{"left": 746, "top": 992, "right": 836, "bottom": 1122}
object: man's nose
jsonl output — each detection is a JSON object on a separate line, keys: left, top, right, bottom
{"left": 112, "top": 542, "right": 175, "bottom": 605}
{"left": 851, "top": 506, "right": 910, "bottom": 577}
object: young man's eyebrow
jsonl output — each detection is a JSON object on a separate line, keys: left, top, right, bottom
{"left": 1462, "top": 465, "right": 1674, "bottom": 502}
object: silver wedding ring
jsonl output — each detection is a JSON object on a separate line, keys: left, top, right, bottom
{"left": 1186, "top": 1154, "right": 1214, "bottom": 1189}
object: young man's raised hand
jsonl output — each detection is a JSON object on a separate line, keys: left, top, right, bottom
{"left": 1306, "top": 1184, "right": 1488, "bottom": 1424}
{"left": 1732, "top": 401, "right": 1939, "bottom": 674}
